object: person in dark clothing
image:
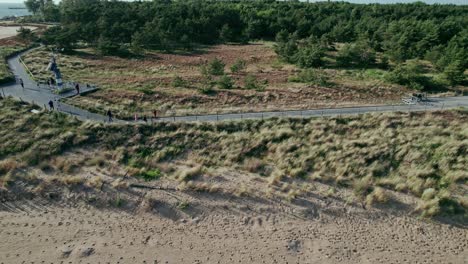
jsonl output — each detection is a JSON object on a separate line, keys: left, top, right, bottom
{"left": 75, "top": 83, "right": 80, "bottom": 95}
{"left": 48, "top": 100, "right": 54, "bottom": 110}
{"left": 20, "top": 79, "right": 24, "bottom": 89}
{"left": 107, "top": 110, "right": 113, "bottom": 122}
{"left": 143, "top": 115, "right": 148, "bottom": 123}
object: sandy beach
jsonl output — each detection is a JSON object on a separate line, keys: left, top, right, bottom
{"left": 0, "top": 25, "right": 36, "bottom": 40}
{"left": 0, "top": 188, "right": 466, "bottom": 264}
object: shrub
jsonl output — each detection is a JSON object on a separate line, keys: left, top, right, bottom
{"left": 177, "top": 200, "right": 189, "bottom": 209}
{"left": 178, "top": 166, "right": 203, "bottom": 182}
{"left": 139, "top": 169, "right": 161, "bottom": 181}
{"left": 288, "top": 69, "right": 331, "bottom": 86}
{"left": 114, "top": 196, "right": 126, "bottom": 207}
{"left": 336, "top": 41, "right": 376, "bottom": 67}
{"left": 208, "top": 57, "right": 225, "bottom": 76}
{"left": 17, "top": 27, "right": 37, "bottom": 44}
{"left": 230, "top": 59, "right": 246, "bottom": 73}
{"left": 218, "top": 75, "right": 234, "bottom": 89}
{"left": 421, "top": 188, "right": 437, "bottom": 201}
{"left": 418, "top": 198, "right": 441, "bottom": 217}
{"left": 385, "top": 61, "right": 430, "bottom": 90}
{"left": 443, "top": 60, "right": 465, "bottom": 85}
{"left": 243, "top": 158, "right": 267, "bottom": 175}
{"left": 365, "top": 187, "right": 389, "bottom": 207}
{"left": 199, "top": 83, "right": 215, "bottom": 95}
{"left": 0, "top": 158, "right": 20, "bottom": 175}
{"left": 295, "top": 44, "right": 325, "bottom": 68}
{"left": 244, "top": 74, "right": 266, "bottom": 91}
{"left": 353, "top": 176, "right": 372, "bottom": 198}
{"left": 274, "top": 30, "right": 298, "bottom": 63}
{"left": 172, "top": 76, "right": 187, "bottom": 88}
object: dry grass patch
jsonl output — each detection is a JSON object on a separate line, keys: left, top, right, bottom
{"left": 22, "top": 43, "right": 414, "bottom": 119}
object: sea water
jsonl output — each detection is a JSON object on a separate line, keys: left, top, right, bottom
{"left": 0, "top": 3, "right": 31, "bottom": 19}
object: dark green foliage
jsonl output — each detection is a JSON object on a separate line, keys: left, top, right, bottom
{"left": 207, "top": 58, "right": 225, "bottom": 76}
{"left": 274, "top": 30, "right": 298, "bottom": 63}
{"left": 295, "top": 43, "right": 325, "bottom": 68}
{"left": 336, "top": 41, "right": 376, "bottom": 68}
{"left": 218, "top": 75, "right": 234, "bottom": 89}
{"left": 385, "top": 61, "right": 430, "bottom": 90}
{"left": 25, "top": 0, "right": 59, "bottom": 22}
{"left": 0, "top": 46, "right": 23, "bottom": 85}
{"left": 44, "top": 0, "right": 466, "bottom": 70}
{"left": 139, "top": 169, "right": 161, "bottom": 181}
{"left": 172, "top": 76, "right": 187, "bottom": 88}
{"left": 41, "top": 26, "right": 77, "bottom": 52}
{"left": 17, "top": 27, "right": 37, "bottom": 44}
{"left": 443, "top": 61, "right": 465, "bottom": 85}
{"left": 289, "top": 69, "right": 331, "bottom": 87}
{"left": 230, "top": 59, "right": 246, "bottom": 73}
{"left": 244, "top": 74, "right": 266, "bottom": 91}
{"left": 220, "top": 24, "right": 234, "bottom": 43}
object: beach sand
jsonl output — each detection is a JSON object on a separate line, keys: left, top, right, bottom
{"left": 0, "top": 192, "right": 466, "bottom": 264}
{"left": 0, "top": 26, "right": 36, "bottom": 40}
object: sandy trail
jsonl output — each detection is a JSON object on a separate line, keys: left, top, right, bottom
{"left": 0, "top": 202, "right": 466, "bottom": 264}
{"left": 0, "top": 26, "right": 36, "bottom": 39}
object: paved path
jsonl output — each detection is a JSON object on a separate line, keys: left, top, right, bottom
{"left": 157, "top": 96, "right": 468, "bottom": 122}
{"left": 2, "top": 48, "right": 468, "bottom": 123}
{"left": 2, "top": 50, "right": 107, "bottom": 122}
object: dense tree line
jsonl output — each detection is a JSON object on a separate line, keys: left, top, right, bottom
{"left": 28, "top": 0, "right": 467, "bottom": 86}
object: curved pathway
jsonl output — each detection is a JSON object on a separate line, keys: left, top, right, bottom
{"left": 2, "top": 49, "right": 468, "bottom": 123}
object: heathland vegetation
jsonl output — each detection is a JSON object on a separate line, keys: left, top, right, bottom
{"left": 0, "top": 97, "right": 466, "bottom": 219}
{"left": 29, "top": 0, "right": 466, "bottom": 81}
{"left": 17, "top": 0, "right": 467, "bottom": 118}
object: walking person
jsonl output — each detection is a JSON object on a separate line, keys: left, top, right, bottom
{"left": 48, "top": 100, "right": 54, "bottom": 111}
{"left": 19, "top": 78, "right": 24, "bottom": 89}
{"left": 107, "top": 110, "right": 113, "bottom": 123}
{"left": 75, "top": 83, "right": 80, "bottom": 95}
{"left": 54, "top": 97, "right": 61, "bottom": 111}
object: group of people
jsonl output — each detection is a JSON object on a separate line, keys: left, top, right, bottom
{"left": 19, "top": 77, "right": 84, "bottom": 97}
{"left": 46, "top": 101, "right": 160, "bottom": 125}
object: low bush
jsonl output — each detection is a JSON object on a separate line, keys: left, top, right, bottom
{"left": 218, "top": 75, "right": 234, "bottom": 89}
{"left": 230, "top": 59, "right": 246, "bottom": 73}
{"left": 139, "top": 169, "right": 161, "bottom": 181}
{"left": 172, "top": 76, "right": 187, "bottom": 88}
{"left": 207, "top": 57, "right": 225, "bottom": 76}
{"left": 288, "top": 69, "right": 331, "bottom": 86}
{"left": 244, "top": 74, "right": 266, "bottom": 91}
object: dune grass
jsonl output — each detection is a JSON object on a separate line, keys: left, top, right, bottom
{"left": 0, "top": 97, "right": 466, "bottom": 218}
{"left": 0, "top": 46, "right": 24, "bottom": 84}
